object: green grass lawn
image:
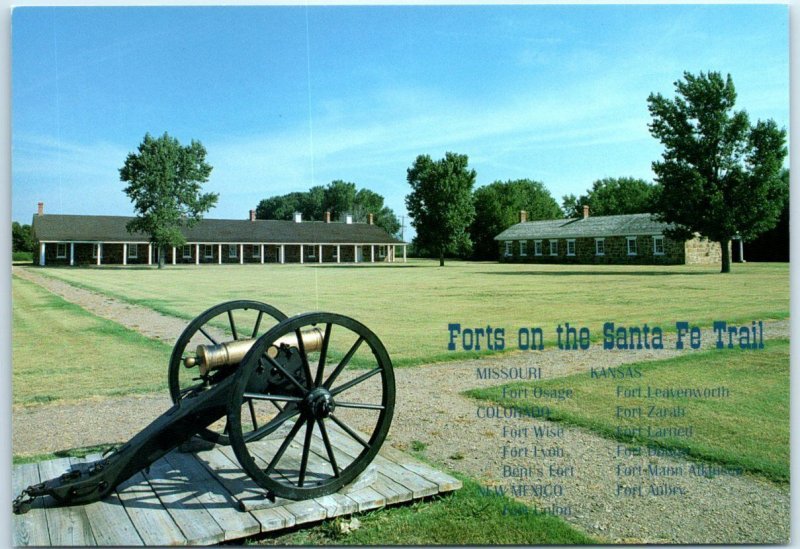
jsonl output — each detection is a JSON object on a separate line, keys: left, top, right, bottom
{"left": 12, "top": 275, "right": 172, "bottom": 404}
{"left": 32, "top": 260, "right": 788, "bottom": 367}
{"left": 467, "top": 339, "right": 790, "bottom": 482}
{"left": 255, "top": 472, "right": 597, "bottom": 545}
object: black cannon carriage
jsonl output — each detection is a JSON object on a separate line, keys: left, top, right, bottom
{"left": 13, "top": 301, "right": 396, "bottom": 514}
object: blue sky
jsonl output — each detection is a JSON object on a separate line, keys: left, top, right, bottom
{"left": 11, "top": 4, "right": 789, "bottom": 228}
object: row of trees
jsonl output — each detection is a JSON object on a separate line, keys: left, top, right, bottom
{"left": 406, "top": 71, "right": 788, "bottom": 272}
{"left": 49, "top": 71, "right": 783, "bottom": 272}
{"left": 255, "top": 181, "right": 400, "bottom": 236}
{"left": 406, "top": 158, "right": 656, "bottom": 263}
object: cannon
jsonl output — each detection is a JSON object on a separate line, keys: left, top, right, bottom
{"left": 13, "top": 300, "right": 395, "bottom": 514}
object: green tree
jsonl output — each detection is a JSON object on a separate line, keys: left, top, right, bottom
{"left": 323, "top": 180, "right": 358, "bottom": 220}
{"left": 472, "top": 179, "right": 561, "bottom": 260}
{"left": 256, "top": 182, "right": 401, "bottom": 237}
{"left": 120, "top": 132, "right": 217, "bottom": 268}
{"left": 405, "top": 152, "right": 476, "bottom": 266}
{"left": 648, "top": 71, "right": 788, "bottom": 273}
{"left": 562, "top": 177, "right": 655, "bottom": 218}
{"left": 744, "top": 168, "right": 789, "bottom": 262}
{"left": 255, "top": 192, "right": 304, "bottom": 220}
{"left": 12, "top": 222, "right": 35, "bottom": 253}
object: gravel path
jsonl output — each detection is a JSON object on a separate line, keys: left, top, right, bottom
{"left": 11, "top": 266, "right": 791, "bottom": 544}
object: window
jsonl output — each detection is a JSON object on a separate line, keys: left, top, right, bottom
{"left": 519, "top": 241, "right": 527, "bottom": 256}
{"left": 332, "top": 247, "right": 339, "bottom": 258}
{"left": 56, "top": 243, "right": 67, "bottom": 258}
{"left": 127, "top": 244, "right": 138, "bottom": 259}
{"left": 595, "top": 238, "right": 605, "bottom": 256}
{"left": 228, "top": 245, "right": 238, "bottom": 258}
{"left": 307, "top": 246, "right": 316, "bottom": 258}
{"left": 549, "top": 240, "right": 558, "bottom": 256}
{"left": 204, "top": 245, "right": 214, "bottom": 259}
{"left": 379, "top": 246, "right": 386, "bottom": 258}
{"left": 182, "top": 245, "right": 192, "bottom": 259}
{"left": 627, "top": 237, "right": 638, "bottom": 256}
{"left": 92, "top": 244, "right": 101, "bottom": 258}
{"left": 534, "top": 240, "right": 543, "bottom": 256}
{"left": 567, "top": 239, "right": 576, "bottom": 256}
{"left": 653, "top": 236, "right": 665, "bottom": 255}
{"left": 504, "top": 241, "right": 512, "bottom": 256}
{"left": 252, "top": 245, "right": 260, "bottom": 258}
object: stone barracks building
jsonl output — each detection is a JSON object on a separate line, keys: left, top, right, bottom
{"left": 32, "top": 203, "right": 407, "bottom": 267}
{"left": 495, "top": 206, "right": 723, "bottom": 265}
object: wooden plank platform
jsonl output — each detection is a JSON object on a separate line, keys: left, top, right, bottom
{"left": 12, "top": 429, "right": 461, "bottom": 546}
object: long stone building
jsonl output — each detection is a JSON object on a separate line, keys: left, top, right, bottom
{"left": 32, "top": 203, "right": 407, "bottom": 266}
{"left": 495, "top": 206, "right": 724, "bottom": 265}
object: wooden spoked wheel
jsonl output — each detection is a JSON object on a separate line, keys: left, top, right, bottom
{"left": 168, "top": 300, "right": 288, "bottom": 444}
{"left": 227, "top": 312, "right": 395, "bottom": 500}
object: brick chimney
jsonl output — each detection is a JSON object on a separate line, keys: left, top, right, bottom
{"left": 249, "top": 209, "right": 256, "bottom": 222}
{"left": 325, "top": 211, "right": 331, "bottom": 223}
{"left": 583, "top": 205, "right": 589, "bottom": 219}
{"left": 37, "top": 202, "right": 44, "bottom": 216}
{"left": 519, "top": 210, "right": 527, "bottom": 223}
{"left": 368, "top": 213, "right": 374, "bottom": 225}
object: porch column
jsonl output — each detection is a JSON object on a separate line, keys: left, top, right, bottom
{"left": 218, "top": 244, "right": 222, "bottom": 265}
{"left": 319, "top": 245, "right": 323, "bottom": 263}
{"left": 738, "top": 239, "right": 745, "bottom": 263}
{"left": 172, "top": 246, "right": 176, "bottom": 265}
{"left": 195, "top": 243, "right": 200, "bottom": 265}
{"left": 300, "top": 245, "right": 304, "bottom": 264}
{"left": 239, "top": 244, "right": 244, "bottom": 265}
{"left": 97, "top": 243, "right": 102, "bottom": 266}
{"left": 147, "top": 243, "right": 152, "bottom": 265}
{"left": 280, "top": 245, "right": 285, "bottom": 264}
{"left": 403, "top": 245, "right": 407, "bottom": 263}
{"left": 123, "top": 243, "right": 128, "bottom": 266}
{"left": 337, "top": 245, "right": 341, "bottom": 264}
{"left": 370, "top": 245, "right": 375, "bottom": 263}
{"left": 354, "top": 245, "right": 358, "bottom": 263}
{"left": 69, "top": 242, "right": 75, "bottom": 266}
{"left": 39, "top": 242, "right": 46, "bottom": 266}
{"left": 260, "top": 245, "right": 264, "bottom": 264}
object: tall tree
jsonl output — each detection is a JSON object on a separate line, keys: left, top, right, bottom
{"left": 647, "top": 71, "right": 787, "bottom": 273}
{"left": 323, "top": 180, "right": 358, "bottom": 220}
{"left": 406, "top": 152, "right": 476, "bottom": 266}
{"left": 472, "top": 179, "right": 561, "bottom": 260}
{"left": 120, "top": 132, "right": 217, "bottom": 268}
{"left": 561, "top": 177, "right": 655, "bottom": 218}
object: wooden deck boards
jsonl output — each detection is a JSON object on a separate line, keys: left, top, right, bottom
{"left": 12, "top": 432, "right": 461, "bottom": 546}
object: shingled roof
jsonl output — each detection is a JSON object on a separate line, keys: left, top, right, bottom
{"left": 32, "top": 214, "right": 404, "bottom": 245}
{"left": 495, "top": 213, "right": 671, "bottom": 241}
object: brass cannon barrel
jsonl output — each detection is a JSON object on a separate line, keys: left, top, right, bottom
{"left": 184, "top": 328, "right": 324, "bottom": 375}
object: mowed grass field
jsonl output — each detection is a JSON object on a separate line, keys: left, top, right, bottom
{"left": 13, "top": 261, "right": 788, "bottom": 403}
{"left": 12, "top": 275, "right": 172, "bottom": 405}
{"left": 38, "top": 260, "right": 789, "bottom": 366}
{"left": 468, "top": 339, "right": 790, "bottom": 482}
{"left": 34, "top": 260, "right": 788, "bottom": 367}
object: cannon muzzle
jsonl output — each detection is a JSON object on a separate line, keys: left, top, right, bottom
{"left": 184, "top": 328, "right": 324, "bottom": 375}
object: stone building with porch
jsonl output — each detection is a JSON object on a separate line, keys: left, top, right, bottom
{"left": 495, "top": 206, "right": 725, "bottom": 265}
{"left": 31, "top": 203, "right": 407, "bottom": 267}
